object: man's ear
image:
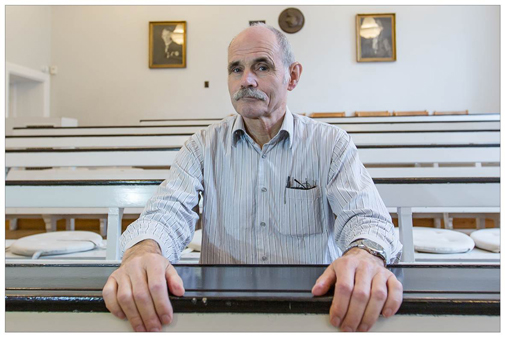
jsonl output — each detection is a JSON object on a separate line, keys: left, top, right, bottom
{"left": 287, "top": 62, "right": 303, "bottom": 91}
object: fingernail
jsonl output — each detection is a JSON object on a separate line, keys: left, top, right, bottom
{"left": 116, "top": 312, "right": 125, "bottom": 319}
{"left": 331, "top": 317, "right": 341, "bottom": 327}
{"left": 341, "top": 326, "right": 353, "bottom": 332}
{"left": 383, "top": 309, "right": 392, "bottom": 317}
{"left": 358, "top": 324, "right": 368, "bottom": 332}
{"left": 161, "top": 315, "right": 172, "bottom": 324}
{"left": 135, "top": 325, "right": 146, "bottom": 332}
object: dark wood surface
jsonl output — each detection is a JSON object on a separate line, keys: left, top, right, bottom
{"left": 5, "top": 264, "right": 500, "bottom": 315}
{"left": 5, "top": 177, "right": 500, "bottom": 186}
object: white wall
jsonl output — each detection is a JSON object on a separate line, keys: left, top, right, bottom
{"left": 43, "top": 6, "right": 502, "bottom": 125}
{"left": 6, "top": 6, "right": 52, "bottom": 72}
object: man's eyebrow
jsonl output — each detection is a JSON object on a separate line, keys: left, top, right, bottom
{"left": 253, "top": 57, "right": 275, "bottom": 69}
{"left": 228, "top": 61, "right": 241, "bottom": 73}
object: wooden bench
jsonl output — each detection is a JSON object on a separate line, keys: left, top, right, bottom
{"left": 10, "top": 121, "right": 501, "bottom": 137}
{"left": 308, "top": 112, "right": 345, "bottom": 118}
{"left": 6, "top": 117, "right": 78, "bottom": 136}
{"left": 5, "top": 177, "right": 499, "bottom": 263}
{"left": 5, "top": 144, "right": 499, "bottom": 238}
{"left": 6, "top": 130, "right": 500, "bottom": 150}
{"left": 434, "top": 110, "right": 469, "bottom": 115}
{"left": 6, "top": 144, "right": 499, "bottom": 179}
{"left": 355, "top": 111, "right": 391, "bottom": 117}
{"left": 308, "top": 113, "right": 499, "bottom": 124}
{"left": 392, "top": 111, "right": 429, "bottom": 116}
{"left": 11, "top": 113, "right": 499, "bottom": 136}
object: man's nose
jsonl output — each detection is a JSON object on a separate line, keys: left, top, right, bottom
{"left": 241, "top": 69, "right": 258, "bottom": 88}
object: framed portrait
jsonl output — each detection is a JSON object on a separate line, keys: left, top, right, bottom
{"left": 356, "top": 13, "right": 396, "bottom": 62}
{"left": 149, "top": 21, "right": 186, "bottom": 68}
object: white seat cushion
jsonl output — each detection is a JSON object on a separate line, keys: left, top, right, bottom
{"left": 470, "top": 228, "right": 500, "bottom": 253}
{"left": 396, "top": 227, "right": 475, "bottom": 254}
{"left": 188, "top": 229, "right": 202, "bottom": 251}
{"left": 9, "top": 231, "right": 103, "bottom": 259}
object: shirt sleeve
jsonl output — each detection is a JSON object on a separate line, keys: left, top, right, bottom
{"left": 326, "top": 131, "right": 402, "bottom": 264}
{"left": 119, "top": 136, "right": 204, "bottom": 263}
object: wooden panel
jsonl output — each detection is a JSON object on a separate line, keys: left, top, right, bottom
{"left": 434, "top": 110, "right": 469, "bottom": 115}
{"left": 392, "top": 111, "right": 429, "bottom": 116}
{"left": 355, "top": 111, "right": 391, "bottom": 117}
{"left": 8, "top": 217, "right": 496, "bottom": 240}
{"left": 308, "top": 112, "right": 345, "bottom": 118}
{"left": 392, "top": 218, "right": 495, "bottom": 229}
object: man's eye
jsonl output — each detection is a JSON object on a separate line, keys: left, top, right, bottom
{"left": 258, "top": 65, "right": 268, "bottom": 71}
{"left": 232, "top": 68, "right": 242, "bottom": 73}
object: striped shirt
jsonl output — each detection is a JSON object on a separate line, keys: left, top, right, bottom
{"left": 120, "top": 108, "right": 402, "bottom": 264}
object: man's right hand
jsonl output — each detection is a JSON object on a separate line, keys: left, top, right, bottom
{"left": 102, "top": 239, "right": 185, "bottom": 332}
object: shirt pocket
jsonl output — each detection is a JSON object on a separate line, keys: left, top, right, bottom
{"left": 278, "top": 186, "right": 324, "bottom": 236}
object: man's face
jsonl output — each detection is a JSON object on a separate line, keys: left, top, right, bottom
{"left": 227, "top": 27, "right": 289, "bottom": 119}
{"left": 161, "top": 29, "right": 172, "bottom": 44}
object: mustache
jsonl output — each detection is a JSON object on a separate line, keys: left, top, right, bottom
{"left": 233, "top": 88, "right": 267, "bottom": 101}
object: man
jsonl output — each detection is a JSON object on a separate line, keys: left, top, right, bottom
{"left": 152, "top": 26, "right": 183, "bottom": 65}
{"left": 103, "top": 23, "right": 403, "bottom": 332}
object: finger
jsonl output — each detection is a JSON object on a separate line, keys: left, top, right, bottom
{"left": 357, "top": 272, "right": 389, "bottom": 332}
{"left": 330, "top": 262, "right": 356, "bottom": 328}
{"left": 166, "top": 264, "right": 185, "bottom": 296}
{"left": 116, "top": 274, "right": 146, "bottom": 332}
{"left": 340, "top": 264, "right": 374, "bottom": 332}
{"left": 102, "top": 276, "right": 126, "bottom": 319}
{"left": 382, "top": 275, "right": 403, "bottom": 318}
{"left": 129, "top": 267, "right": 163, "bottom": 332}
{"left": 311, "top": 264, "right": 336, "bottom": 296}
{"left": 146, "top": 261, "right": 174, "bottom": 325}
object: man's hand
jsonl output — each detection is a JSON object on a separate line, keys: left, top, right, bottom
{"left": 311, "top": 248, "right": 403, "bottom": 332}
{"left": 102, "top": 240, "right": 185, "bottom": 332}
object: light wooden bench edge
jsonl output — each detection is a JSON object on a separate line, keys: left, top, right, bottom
{"left": 433, "top": 110, "right": 469, "bottom": 115}
{"left": 392, "top": 111, "right": 429, "bottom": 116}
{"left": 355, "top": 111, "right": 391, "bottom": 117}
{"left": 308, "top": 112, "right": 346, "bottom": 118}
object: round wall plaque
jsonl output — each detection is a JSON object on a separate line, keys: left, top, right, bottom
{"left": 278, "top": 8, "right": 305, "bottom": 34}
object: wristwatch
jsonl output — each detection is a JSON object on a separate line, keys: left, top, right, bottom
{"left": 343, "top": 239, "right": 388, "bottom": 267}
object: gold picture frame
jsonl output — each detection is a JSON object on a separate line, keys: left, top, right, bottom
{"left": 356, "top": 13, "right": 396, "bottom": 62}
{"left": 149, "top": 21, "right": 186, "bottom": 68}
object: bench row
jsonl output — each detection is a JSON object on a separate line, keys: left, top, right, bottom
{"left": 12, "top": 116, "right": 500, "bottom": 136}
{"left": 6, "top": 130, "right": 500, "bottom": 149}
{"left": 6, "top": 146, "right": 500, "bottom": 170}
{"left": 5, "top": 178, "right": 500, "bottom": 263}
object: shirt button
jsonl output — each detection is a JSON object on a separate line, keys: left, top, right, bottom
{"left": 261, "top": 256, "right": 268, "bottom": 261}
{"left": 260, "top": 222, "right": 266, "bottom": 227}
{"left": 261, "top": 187, "right": 267, "bottom": 192}
{"left": 261, "top": 154, "right": 266, "bottom": 158}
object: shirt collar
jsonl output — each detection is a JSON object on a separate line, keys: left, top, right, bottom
{"left": 231, "top": 106, "right": 294, "bottom": 150}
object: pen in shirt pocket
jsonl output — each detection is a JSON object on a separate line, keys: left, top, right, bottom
{"left": 284, "top": 176, "right": 290, "bottom": 204}
{"left": 284, "top": 176, "right": 317, "bottom": 204}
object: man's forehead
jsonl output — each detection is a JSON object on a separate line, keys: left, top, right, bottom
{"left": 228, "top": 28, "right": 280, "bottom": 64}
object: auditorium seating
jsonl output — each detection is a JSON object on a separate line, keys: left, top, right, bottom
{"left": 5, "top": 113, "right": 500, "bottom": 263}
{"left": 5, "top": 176, "right": 499, "bottom": 263}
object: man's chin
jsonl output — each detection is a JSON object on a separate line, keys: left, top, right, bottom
{"left": 234, "top": 102, "right": 267, "bottom": 119}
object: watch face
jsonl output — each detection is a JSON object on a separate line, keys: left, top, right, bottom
{"left": 361, "top": 239, "right": 384, "bottom": 253}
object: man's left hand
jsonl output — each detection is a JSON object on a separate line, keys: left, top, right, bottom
{"left": 311, "top": 248, "right": 403, "bottom": 332}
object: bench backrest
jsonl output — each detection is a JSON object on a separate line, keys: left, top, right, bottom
{"left": 6, "top": 146, "right": 500, "bottom": 169}
{"left": 5, "top": 178, "right": 499, "bottom": 209}
{"left": 6, "top": 131, "right": 500, "bottom": 149}
{"left": 10, "top": 122, "right": 501, "bottom": 136}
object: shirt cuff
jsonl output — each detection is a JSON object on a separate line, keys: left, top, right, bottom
{"left": 121, "top": 234, "right": 174, "bottom": 261}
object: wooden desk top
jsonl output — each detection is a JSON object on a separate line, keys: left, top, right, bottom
{"left": 5, "top": 264, "right": 499, "bottom": 316}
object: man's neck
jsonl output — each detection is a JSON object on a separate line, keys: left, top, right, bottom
{"left": 242, "top": 109, "right": 286, "bottom": 149}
